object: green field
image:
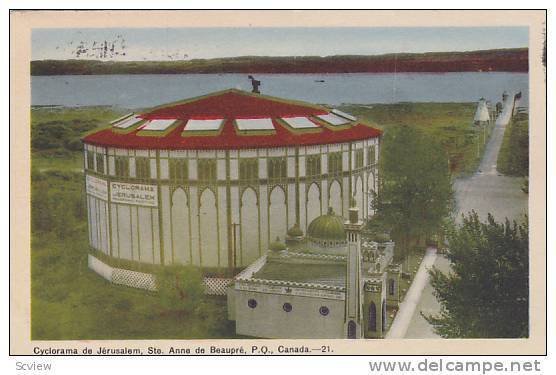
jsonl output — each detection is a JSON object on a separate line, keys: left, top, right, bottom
{"left": 497, "top": 110, "right": 529, "bottom": 177}
{"left": 30, "top": 103, "right": 482, "bottom": 339}
{"left": 340, "top": 102, "right": 489, "bottom": 176}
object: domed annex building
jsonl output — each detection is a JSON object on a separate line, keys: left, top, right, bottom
{"left": 82, "top": 89, "right": 382, "bottom": 279}
{"left": 228, "top": 202, "right": 401, "bottom": 339}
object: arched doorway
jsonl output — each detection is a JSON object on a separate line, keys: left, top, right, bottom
{"left": 199, "top": 188, "right": 219, "bottom": 267}
{"left": 328, "top": 180, "right": 342, "bottom": 217}
{"left": 269, "top": 186, "right": 287, "bottom": 243}
{"left": 347, "top": 320, "right": 357, "bottom": 339}
{"left": 306, "top": 183, "right": 321, "bottom": 228}
{"left": 241, "top": 188, "right": 259, "bottom": 265}
{"left": 171, "top": 188, "right": 191, "bottom": 264}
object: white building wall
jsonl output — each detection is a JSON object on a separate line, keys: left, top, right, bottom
{"left": 189, "top": 159, "right": 197, "bottom": 180}
{"left": 159, "top": 159, "right": 169, "bottom": 180}
{"left": 287, "top": 156, "right": 295, "bottom": 178}
{"left": 230, "top": 158, "right": 239, "bottom": 180}
{"left": 150, "top": 158, "right": 157, "bottom": 179}
{"left": 218, "top": 186, "right": 228, "bottom": 268}
{"left": 89, "top": 196, "right": 98, "bottom": 250}
{"left": 342, "top": 176, "right": 350, "bottom": 218}
{"left": 299, "top": 182, "right": 307, "bottom": 231}
{"left": 108, "top": 155, "right": 115, "bottom": 176}
{"left": 199, "top": 188, "right": 219, "bottom": 267}
{"left": 110, "top": 203, "right": 119, "bottom": 257}
{"left": 217, "top": 159, "right": 226, "bottom": 180}
{"left": 86, "top": 136, "right": 381, "bottom": 268}
{"left": 129, "top": 157, "right": 136, "bottom": 178}
{"left": 321, "top": 179, "right": 329, "bottom": 215}
{"left": 130, "top": 206, "right": 139, "bottom": 261}
{"left": 160, "top": 186, "right": 172, "bottom": 265}
{"left": 189, "top": 186, "right": 201, "bottom": 266}
{"left": 138, "top": 206, "right": 153, "bottom": 263}
{"left": 233, "top": 291, "right": 346, "bottom": 338}
{"left": 152, "top": 209, "right": 161, "bottom": 264}
{"left": 117, "top": 205, "right": 132, "bottom": 260}
{"left": 287, "top": 183, "right": 296, "bottom": 228}
{"left": 259, "top": 185, "right": 269, "bottom": 252}
{"left": 171, "top": 188, "right": 190, "bottom": 264}
{"left": 99, "top": 201, "right": 109, "bottom": 254}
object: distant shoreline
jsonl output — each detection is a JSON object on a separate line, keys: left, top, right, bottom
{"left": 31, "top": 48, "right": 528, "bottom": 76}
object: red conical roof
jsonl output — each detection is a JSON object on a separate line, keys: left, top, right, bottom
{"left": 83, "top": 89, "right": 381, "bottom": 150}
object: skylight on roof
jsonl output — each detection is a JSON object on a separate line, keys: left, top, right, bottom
{"left": 235, "top": 118, "right": 275, "bottom": 131}
{"left": 110, "top": 113, "right": 134, "bottom": 125}
{"left": 184, "top": 119, "right": 224, "bottom": 132}
{"left": 113, "top": 115, "right": 143, "bottom": 129}
{"left": 331, "top": 109, "right": 357, "bottom": 121}
{"left": 281, "top": 117, "right": 319, "bottom": 129}
{"left": 141, "top": 119, "right": 177, "bottom": 131}
{"left": 316, "top": 113, "right": 352, "bottom": 126}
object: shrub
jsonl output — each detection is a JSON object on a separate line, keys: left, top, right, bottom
{"left": 156, "top": 266, "right": 204, "bottom": 315}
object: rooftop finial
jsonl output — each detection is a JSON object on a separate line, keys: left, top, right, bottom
{"left": 248, "top": 75, "right": 261, "bottom": 94}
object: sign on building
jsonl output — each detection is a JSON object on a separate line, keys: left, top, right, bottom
{"left": 86, "top": 175, "right": 108, "bottom": 201}
{"left": 110, "top": 182, "right": 158, "bottom": 207}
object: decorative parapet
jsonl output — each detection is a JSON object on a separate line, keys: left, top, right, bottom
{"left": 268, "top": 250, "right": 347, "bottom": 264}
{"left": 235, "top": 277, "right": 346, "bottom": 300}
{"left": 234, "top": 254, "right": 268, "bottom": 280}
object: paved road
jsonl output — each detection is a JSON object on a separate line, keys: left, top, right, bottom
{"left": 386, "top": 247, "right": 437, "bottom": 339}
{"left": 402, "top": 95, "right": 528, "bottom": 338}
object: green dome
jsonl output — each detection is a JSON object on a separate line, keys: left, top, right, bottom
{"left": 269, "top": 237, "right": 287, "bottom": 252}
{"left": 307, "top": 208, "right": 346, "bottom": 241}
{"left": 287, "top": 223, "right": 304, "bottom": 237}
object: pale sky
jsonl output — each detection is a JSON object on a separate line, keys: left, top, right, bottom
{"left": 32, "top": 27, "right": 528, "bottom": 61}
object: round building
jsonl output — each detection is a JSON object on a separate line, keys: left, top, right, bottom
{"left": 82, "top": 89, "right": 382, "bottom": 273}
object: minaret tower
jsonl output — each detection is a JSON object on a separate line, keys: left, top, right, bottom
{"left": 344, "top": 196, "right": 365, "bottom": 338}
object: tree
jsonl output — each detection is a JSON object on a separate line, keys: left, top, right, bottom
{"left": 373, "top": 125, "right": 453, "bottom": 259}
{"left": 424, "top": 212, "right": 529, "bottom": 338}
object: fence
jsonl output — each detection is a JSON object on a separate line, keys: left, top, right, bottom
{"left": 88, "top": 254, "right": 232, "bottom": 295}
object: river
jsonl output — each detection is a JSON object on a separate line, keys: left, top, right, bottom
{"left": 31, "top": 72, "right": 528, "bottom": 108}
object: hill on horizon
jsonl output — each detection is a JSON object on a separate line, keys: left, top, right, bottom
{"left": 31, "top": 48, "right": 528, "bottom": 75}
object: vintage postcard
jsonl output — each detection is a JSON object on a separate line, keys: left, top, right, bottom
{"left": 10, "top": 10, "right": 546, "bottom": 355}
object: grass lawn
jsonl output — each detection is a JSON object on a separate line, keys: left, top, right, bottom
{"left": 31, "top": 167, "right": 235, "bottom": 340}
{"left": 32, "top": 233, "right": 235, "bottom": 340}
{"left": 497, "top": 110, "right": 529, "bottom": 177}
{"left": 31, "top": 106, "right": 128, "bottom": 173}
{"left": 340, "top": 102, "right": 486, "bottom": 176}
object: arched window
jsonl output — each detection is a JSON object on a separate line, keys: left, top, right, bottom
{"left": 382, "top": 299, "right": 387, "bottom": 332}
{"left": 347, "top": 320, "right": 356, "bottom": 339}
{"left": 389, "top": 279, "right": 395, "bottom": 296}
{"left": 369, "top": 302, "right": 377, "bottom": 332}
